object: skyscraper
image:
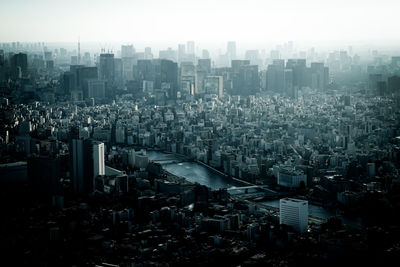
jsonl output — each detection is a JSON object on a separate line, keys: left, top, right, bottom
{"left": 227, "top": 41, "right": 236, "bottom": 60}
{"left": 99, "top": 53, "right": 115, "bottom": 97}
{"left": 92, "top": 141, "right": 105, "bottom": 178}
{"left": 266, "top": 60, "right": 285, "bottom": 92}
{"left": 280, "top": 198, "right": 308, "bottom": 233}
{"left": 310, "top": 62, "right": 326, "bottom": 91}
{"left": 99, "top": 53, "right": 115, "bottom": 83}
{"left": 11, "top": 53, "right": 27, "bottom": 78}
{"left": 121, "top": 45, "right": 135, "bottom": 58}
{"left": 160, "top": 59, "right": 178, "bottom": 99}
{"left": 70, "top": 132, "right": 105, "bottom": 195}
{"left": 204, "top": 76, "right": 223, "bottom": 98}
{"left": 187, "top": 41, "right": 195, "bottom": 55}
{"left": 198, "top": 59, "right": 211, "bottom": 74}
{"left": 70, "top": 138, "right": 85, "bottom": 195}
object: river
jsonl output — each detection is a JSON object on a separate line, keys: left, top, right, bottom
{"left": 147, "top": 151, "right": 242, "bottom": 189}
{"left": 147, "top": 150, "right": 363, "bottom": 229}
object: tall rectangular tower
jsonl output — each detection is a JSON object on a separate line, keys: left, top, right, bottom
{"left": 279, "top": 198, "right": 308, "bottom": 233}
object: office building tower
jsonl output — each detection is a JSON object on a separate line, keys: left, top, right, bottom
{"left": 227, "top": 41, "right": 236, "bottom": 60}
{"left": 266, "top": 60, "right": 285, "bottom": 92}
{"left": 178, "top": 44, "right": 186, "bottom": 63}
{"left": 245, "top": 50, "right": 260, "bottom": 66}
{"left": 71, "top": 56, "right": 78, "bottom": 65}
{"left": 284, "top": 69, "right": 296, "bottom": 98}
{"left": 369, "top": 74, "right": 383, "bottom": 94}
{"left": 114, "top": 58, "right": 123, "bottom": 86}
{"left": 137, "top": 60, "right": 155, "bottom": 81}
{"left": 160, "top": 59, "right": 178, "bottom": 98}
{"left": 99, "top": 53, "right": 115, "bottom": 83}
{"left": 11, "top": 53, "right": 27, "bottom": 78}
{"left": 92, "top": 141, "right": 105, "bottom": 178}
{"left": 204, "top": 76, "right": 223, "bottom": 98}
{"left": 136, "top": 59, "right": 156, "bottom": 92}
{"left": 280, "top": 198, "right": 308, "bottom": 233}
{"left": 270, "top": 50, "right": 280, "bottom": 60}
{"left": 187, "top": 41, "right": 195, "bottom": 55}
{"left": 180, "top": 61, "right": 196, "bottom": 96}
{"left": 231, "top": 60, "right": 250, "bottom": 74}
{"left": 63, "top": 72, "right": 76, "bottom": 95}
{"left": 286, "top": 59, "right": 307, "bottom": 88}
{"left": 310, "top": 62, "right": 327, "bottom": 91}
{"left": 83, "top": 52, "right": 91, "bottom": 66}
{"left": 121, "top": 45, "right": 135, "bottom": 58}
{"left": 76, "top": 66, "right": 98, "bottom": 89}
{"left": 388, "top": 75, "right": 400, "bottom": 94}
{"left": 87, "top": 80, "right": 106, "bottom": 99}
{"left": 70, "top": 136, "right": 105, "bottom": 195}
{"left": 70, "top": 138, "right": 85, "bottom": 195}
{"left": 99, "top": 53, "right": 115, "bottom": 96}
{"left": 202, "top": 49, "right": 210, "bottom": 59}
{"left": 44, "top": 51, "right": 52, "bottom": 61}
{"left": 198, "top": 59, "right": 211, "bottom": 74}
{"left": 159, "top": 48, "right": 177, "bottom": 62}
{"left": 144, "top": 47, "right": 153, "bottom": 59}
{"left": 232, "top": 60, "right": 259, "bottom": 96}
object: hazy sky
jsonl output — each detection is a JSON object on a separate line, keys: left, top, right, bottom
{"left": 1, "top": 0, "right": 399, "bottom": 45}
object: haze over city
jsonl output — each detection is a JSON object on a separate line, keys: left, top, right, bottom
{"left": 1, "top": 0, "right": 400, "bottom": 46}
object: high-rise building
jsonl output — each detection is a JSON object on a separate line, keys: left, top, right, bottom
{"left": 202, "top": 49, "right": 210, "bottom": 59}
{"left": 121, "top": 45, "right": 135, "bottom": 58}
{"left": 198, "top": 59, "right": 211, "bottom": 74}
{"left": 99, "top": 53, "right": 115, "bottom": 96}
{"left": 286, "top": 59, "right": 307, "bottom": 88}
{"left": 245, "top": 50, "right": 260, "bottom": 66}
{"left": 178, "top": 44, "right": 186, "bottom": 63}
{"left": 280, "top": 198, "right": 308, "bottom": 233}
{"left": 92, "top": 141, "right": 105, "bottom": 178}
{"left": 160, "top": 59, "right": 178, "bottom": 98}
{"left": 11, "top": 53, "right": 27, "bottom": 78}
{"left": 76, "top": 66, "right": 98, "bottom": 88}
{"left": 159, "top": 48, "right": 177, "bottom": 62}
{"left": 227, "top": 41, "right": 236, "bottom": 60}
{"left": 284, "top": 69, "right": 296, "bottom": 98}
{"left": 70, "top": 134, "right": 105, "bottom": 195}
{"left": 99, "top": 53, "right": 115, "bottom": 83}
{"left": 204, "top": 76, "right": 223, "bottom": 98}
{"left": 266, "top": 60, "right": 285, "bottom": 92}
{"left": 87, "top": 80, "right": 106, "bottom": 99}
{"left": 114, "top": 58, "right": 123, "bottom": 87}
{"left": 310, "top": 62, "right": 326, "bottom": 91}
{"left": 70, "top": 138, "right": 85, "bottom": 195}
{"left": 388, "top": 75, "right": 400, "bottom": 95}
{"left": 180, "top": 61, "right": 196, "bottom": 96}
{"left": 187, "top": 41, "right": 195, "bottom": 55}
{"left": 144, "top": 47, "right": 153, "bottom": 59}
{"left": 232, "top": 61, "right": 259, "bottom": 96}
{"left": 63, "top": 72, "right": 76, "bottom": 95}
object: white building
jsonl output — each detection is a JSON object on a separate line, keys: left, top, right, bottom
{"left": 279, "top": 198, "right": 308, "bottom": 233}
{"left": 277, "top": 166, "right": 307, "bottom": 188}
{"left": 93, "top": 141, "right": 105, "bottom": 177}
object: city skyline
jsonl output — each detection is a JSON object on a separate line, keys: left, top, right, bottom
{"left": 1, "top": 0, "right": 400, "bottom": 265}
